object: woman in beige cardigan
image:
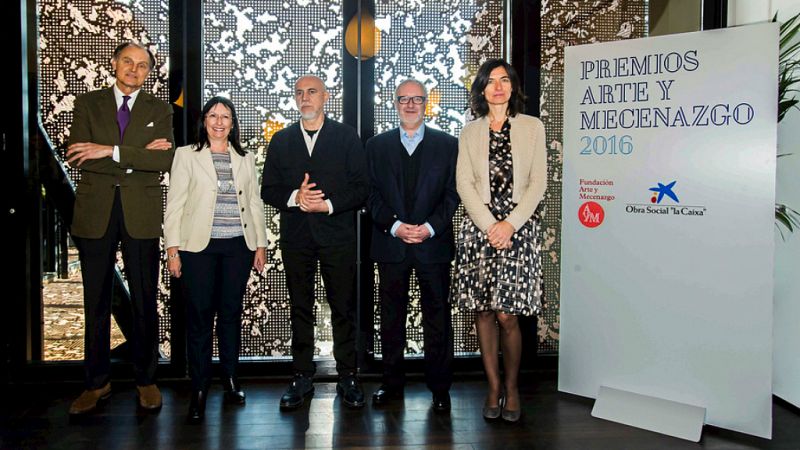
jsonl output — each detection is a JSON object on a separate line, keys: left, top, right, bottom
{"left": 455, "top": 59, "right": 547, "bottom": 423}
{"left": 164, "top": 97, "right": 267, "bottom": 422}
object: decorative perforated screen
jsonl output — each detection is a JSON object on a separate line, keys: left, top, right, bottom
{"left": 539, "top": 0, "right": 649, "bottom": 352}
{"left": 38, "top": 0, "right": 173, "bottom": 359}
{"left": 371, "top": 0, "right": 505, "bottom": 357}
{"left": 36, "top": 0, "right": 649, "bottom": 362}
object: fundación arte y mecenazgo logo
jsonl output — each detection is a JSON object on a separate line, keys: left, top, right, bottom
{"left": 626, "top": 180, "right": 706, "bottom": 217}
{"left": 578, "top": 201, "right": 605, "bottom": 228}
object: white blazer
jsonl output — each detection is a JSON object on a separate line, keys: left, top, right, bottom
{"left": 164, "top": 143, "right": 267, "bottom": 252}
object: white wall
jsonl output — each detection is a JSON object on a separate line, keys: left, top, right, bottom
{"left": 730, "top": 0, "right": 800, "bottom": 409}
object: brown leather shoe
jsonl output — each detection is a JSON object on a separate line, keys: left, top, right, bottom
{"left": 69, "top": 383, "right": 111, "bottom": 415}
{"left": 136, "top": 384, "right": 162, "bottom": 410}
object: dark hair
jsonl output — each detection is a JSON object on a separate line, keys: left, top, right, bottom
{"left": 195, "top": 96, "right": 245, "bottom": 156}
{"left": 469, "top": 59, "right": 526, "bottom": 118}
{"left": 112, "top": 42, "right": 156, "bottom": 70}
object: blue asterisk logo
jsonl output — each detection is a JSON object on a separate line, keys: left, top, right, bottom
{"left": 649, "top": 181, "right": 679, "bottom": 204}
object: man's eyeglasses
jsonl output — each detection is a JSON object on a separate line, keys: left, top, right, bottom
{"left": 396, "top": 96, "right": 426, "bottom": 105}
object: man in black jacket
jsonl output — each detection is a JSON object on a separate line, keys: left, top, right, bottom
{"left": 366, "top": 79, "right": 459, "bottom": 412}
{"left": 261, "top": 75, "right": 368, "bottom": 410}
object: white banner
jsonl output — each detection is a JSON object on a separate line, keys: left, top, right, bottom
{"left": 559, "top": 23, "right": 778, "bottom": 439}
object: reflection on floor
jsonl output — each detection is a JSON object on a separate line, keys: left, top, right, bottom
{"left": 2, "top": 376, "right": 798, "bottom": 449}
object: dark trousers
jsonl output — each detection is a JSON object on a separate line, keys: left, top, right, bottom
{"left": 179, "top": 237, "right": 253, "bottom": 391}
{"left": 282, "top": 242, "right": 357, "bottom": 376}
{"left": 378, "top": 250, "right": 453, "bottom": 394}
{"left": 73, "top": 188, "right": 160, "bottom": 389}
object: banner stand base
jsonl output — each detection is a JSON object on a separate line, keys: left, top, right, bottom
{"left": 591, "top": 386, "right": 706, "bottom": 442}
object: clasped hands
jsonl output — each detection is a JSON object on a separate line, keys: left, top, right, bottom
{"left": 487, "top": 220, "right": 514, "bottom": 250}
{"left": 66, "top": 138, "right": 172, "bottom": 166}
{"left": 395, "top": 223, "right": 431, "bottom": 244}
{"left": 296, "top": 172, "right": 329, "bottom": 213}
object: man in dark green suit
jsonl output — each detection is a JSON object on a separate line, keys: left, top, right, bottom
{"left": 66, "top": 42, "right": 174, "bottom": 414}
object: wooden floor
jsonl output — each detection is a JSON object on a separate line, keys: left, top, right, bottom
{"left": 2, "top": 373, "right": 799, "bottom": 449}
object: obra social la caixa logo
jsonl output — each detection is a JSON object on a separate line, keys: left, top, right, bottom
{"left": 626, "top": 180, "right": 706, "bottom": 217}
{"left": 649, "top": 180, "right": 679, "bottom": 204}
{"left": 578, "top": 201, "right": 604, "bottom": 228}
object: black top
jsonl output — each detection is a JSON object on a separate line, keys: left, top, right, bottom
{"left": 366, "top": 126, "right": 459, "bottom": 264}
{"left": 401, "top": 140, "right": 425, "bottom": 217}
{"left": 261, "top": 117, "right": 369, "bottom": 248}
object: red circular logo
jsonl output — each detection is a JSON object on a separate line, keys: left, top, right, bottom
{"left": 578, "top": 201, "right": 605, "bottom": 228}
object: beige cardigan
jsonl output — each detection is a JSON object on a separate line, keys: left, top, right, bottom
{"left": 164, "top": 143, "right": 267, "bottom": 252}
{"left": 456, "top": 114, "right": 548, "bottom": 232}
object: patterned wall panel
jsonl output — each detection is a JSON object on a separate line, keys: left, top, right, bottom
{"left": 38, "top": 0, "right": 172, "bottom": 358}
{"left": 372, "top": 1, "right": 505, "bottom": 357}
{"left": 203, "top": 0, "right": 344, "bottom": 358}
{"left": 539, "top": 0, "right": 648, "bottom": 353}
{"left": 37, "top": 0, "right": 651, "bottom": 362}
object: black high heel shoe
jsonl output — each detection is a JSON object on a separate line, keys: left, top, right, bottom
{"left": 222, "top": 377, "right": 246, "bottom": 405}
{"left": 188, "top": 390, "right": 207, "bottom": 423}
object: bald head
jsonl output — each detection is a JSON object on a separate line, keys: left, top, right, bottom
{"left": 295, "top": 75, "right": 327, "bottom": 93}
{"left": 294, "top": 75, "right": 329, "bottom": 125}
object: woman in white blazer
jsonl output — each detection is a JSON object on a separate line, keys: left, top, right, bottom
{"left": 454, "top": 59, "right": 547, "bottom": 423}
{"left": 164, "top": 96, "right": 267, "bottom": 422}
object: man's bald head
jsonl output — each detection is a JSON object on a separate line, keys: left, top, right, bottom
{"left": 295, "top": 75, "right": 327, "bottom": 93}
{"left": 294, "top": 75, "right": 330, "bottom": 124}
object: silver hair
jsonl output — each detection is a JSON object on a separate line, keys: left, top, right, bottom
{"left": 394, "top": 79, "right": 428, "bottom": 99}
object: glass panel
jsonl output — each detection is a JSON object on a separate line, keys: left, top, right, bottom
{"left": 540, "top": 0, "right": 650, "bottom": 353}
{"left": 649, "top": 0, "right": 702, "bottom": 36}
{"left": 37, "top": 0, "right": 172, "bottom": 361}
{"left": 32, "top": 0, "right": 627, "bottom": 363}
{"left": 202, "top": 0, "right": 344, "bottom": 359}
{"left": 371, "top": 0, "right": 505, "bottom": 357}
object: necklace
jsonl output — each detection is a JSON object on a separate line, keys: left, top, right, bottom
{"left": 212, "top": 151, "right": 234, "bottom": 190}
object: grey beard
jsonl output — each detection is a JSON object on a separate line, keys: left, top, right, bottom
{"left": 399, "top": 116, "right": 423, "bottom": 128}
{"left": 300, "top": 111, "right": 320, "bottom": 121}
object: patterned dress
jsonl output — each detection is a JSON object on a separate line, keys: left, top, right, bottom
{"left": 454, "top": 120, "right": 544, "bottom": 316}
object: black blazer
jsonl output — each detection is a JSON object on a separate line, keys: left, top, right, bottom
{"left": 367, "top": 126, "right": 459, "bottom": 264}
{"left": 261, "top": 117, "right": 368, "bottom": 248}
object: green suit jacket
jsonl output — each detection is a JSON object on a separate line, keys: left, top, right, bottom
{"left": 70, "top": 87, "right": 175, "bottom": 239}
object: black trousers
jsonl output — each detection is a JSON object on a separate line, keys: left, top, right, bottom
{"left": 378, "top": 250, "right": 453, "bottom": 394}
{"left": 282, "top": 242, "right": 357, "bottom": 376}
{"left": 73, "top": 188, "right": 160, "bottom": 389}
{"left": 179, "top": 237, "right": 253, "bottom": 391}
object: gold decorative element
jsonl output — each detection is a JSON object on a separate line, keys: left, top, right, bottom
{"left": 345, "top": 13, "right": 381, "bottom": 60}
{"left": 425, "top": 88, "right": 441, "bottom": 118}
{"left": 262, "top": 118, "right": 285, "bottom": 142}
{"left": 173, "top": 89, "right": 184, "bottom": 108}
